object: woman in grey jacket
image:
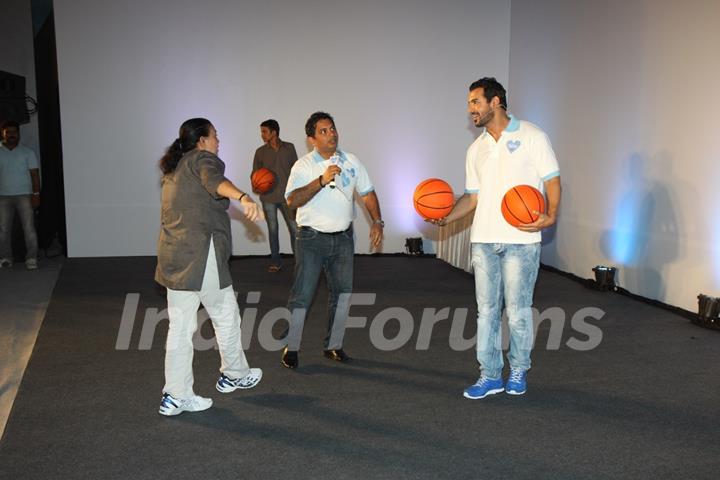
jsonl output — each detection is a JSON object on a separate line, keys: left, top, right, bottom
{"left": 156, "top": 118, "right": 263, "bottom": 416}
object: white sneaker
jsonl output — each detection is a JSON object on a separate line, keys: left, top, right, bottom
{"left": 0, "top": 258, "right": 12, "bottom": 268}
{"left": 216, "top": 368, "right": 263, "bottom": 393}
{"left": 25, "top": 258, "right": 38, "bottom": 270}
{"left": 158, "top": 393, "right": 213, "bottom": 416}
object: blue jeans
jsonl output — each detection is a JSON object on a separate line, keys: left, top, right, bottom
{"left": 262, "top": 201, "right": 297, "bottom": 265}
{"left": 0, "top": 195, "right": 38, "bottom": 261}
{"left": 471, "top": 242, "right": 540, "bottom": 379}
{"left": 285, "top": 226, "right": 354, "bottom": 351}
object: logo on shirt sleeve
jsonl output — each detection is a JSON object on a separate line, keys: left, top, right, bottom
{"left": 507, "top": 140, "right": 521, "bottom": 153}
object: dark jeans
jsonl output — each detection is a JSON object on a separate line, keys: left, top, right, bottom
{"left": 262, "top": 201, "right": 297, "bottom": 266}
{"left": 285, "top": 225, "right": 354, "bottom": 351}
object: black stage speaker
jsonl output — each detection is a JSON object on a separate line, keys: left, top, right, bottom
{"left": 405, "top": 237, "right": 424, "bottom": 256}
{"left": 0, "top": 70, "right": 30, "bottom": 124}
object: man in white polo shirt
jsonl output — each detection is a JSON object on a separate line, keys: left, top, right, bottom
{"left": 0, "top": 121, "right": 41, "bottom": 270}
{"left": 281, "top": 111, "right": 384, "bottom": 369}
{"left": 432, "top": 78, "right": 561, "bottom": 398}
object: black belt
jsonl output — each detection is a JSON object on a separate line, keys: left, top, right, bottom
{"left": 298, "top": 225, "right": 351, "bottom": 236}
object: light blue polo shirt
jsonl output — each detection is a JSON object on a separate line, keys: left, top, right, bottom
{"left": 0, "top": 144, "right": 39, "bottom": 196}
{"left": 285, "top": 148, "right": 374, "bottom": 232}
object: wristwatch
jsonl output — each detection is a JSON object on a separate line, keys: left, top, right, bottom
{"left": 373, "top": 219, "right": 385, "bottom": 227}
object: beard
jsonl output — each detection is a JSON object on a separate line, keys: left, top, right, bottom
{"left": 472, "top": 109, "right": 494, "bottom": 128}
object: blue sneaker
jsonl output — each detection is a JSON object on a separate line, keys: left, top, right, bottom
{"left": 505, "top": 368, "right": 527, "bottom": 395}
{"left": 463, "top": 376, "right": 504, "bottom": 399}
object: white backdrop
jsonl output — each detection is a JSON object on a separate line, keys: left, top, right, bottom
{"left": 54, "top": 0, "right": 511, "bottom": 257}
{"left": 509, "top": 0, "right": 720, "bottom": 311}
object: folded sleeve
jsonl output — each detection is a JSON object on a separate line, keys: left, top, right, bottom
{"left": 532, "top": 131, "right": 560, "bottom": 181}
{"left": 192, "top": 151, "right": 228, "bottom": 199}
{"left": 27, "top": 149, "right": 39, "bottom": 170}
{"left": 465, "top": 148, "right": 480, "bottom": 194}
{"left": 355, "top": 160, "right": 374, "bottom": 196}
{"left": 285, "top": 159, "right": 312, "bottom": 199}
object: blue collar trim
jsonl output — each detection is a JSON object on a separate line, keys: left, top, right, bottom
{"left": 505, "top": 114, "right": 520, "bottom": 133}
{"left": 312, "top": 149, "right": 346, "bottom": 163}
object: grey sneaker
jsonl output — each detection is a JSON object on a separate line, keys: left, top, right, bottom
{"left": 158, "top": 393, "right": 212, "bottom": 416}
{"left": 0, "top": 258, "right": 12, "bottom": 268}
{"left": 25, "top": 258, "right": 38, "bottom": 270}
{"left": 216, "top": 368, "right": 263, "bottom": 393}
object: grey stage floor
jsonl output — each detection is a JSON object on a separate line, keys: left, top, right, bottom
{"left": 0, "top": 256, "right": 63, "bottom": 440}
{"left": 0, "top": 256, "right": 718, "bottom": 479}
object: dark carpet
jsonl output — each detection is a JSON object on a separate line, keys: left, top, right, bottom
{"left": 1, "top": 256, "right": 719, "bottom": 479}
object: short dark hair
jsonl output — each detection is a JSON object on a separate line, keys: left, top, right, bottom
{"left": 1, "top": 120, "right": 20, "bottom": 132}
{"left": 305, "top": 111, "right": 335, "bottom": 138}
{"left": 260, "top": 119, "right": 279, "bottom": 135}
{"left": 469, "top": 77, "right": 507, "bottom": 109}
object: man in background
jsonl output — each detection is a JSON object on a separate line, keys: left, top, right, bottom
{"left": 0, "top": 121, "right": 40, "bottom": 270}
{"left": 252, "top": 119, "right": 298, "bottom": 272}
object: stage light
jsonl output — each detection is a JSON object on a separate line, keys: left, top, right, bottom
{"left": 592, "top": 265, "right": 616, "bottom": 291}
{"left": 405, "top": 237, "right": 423, "bottom": 256}
{"left": 695, "top": 294, "right": 720, "bottom": 330}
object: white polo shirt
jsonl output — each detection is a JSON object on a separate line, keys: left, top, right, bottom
{"left": 466, "top": 115, "right": 559, "bottom": 244}
{"left": 285, "top": 149, "right": 374, "bottom": 233}
{"left": 0, "top": 144, "right": 39, "bottom": 196}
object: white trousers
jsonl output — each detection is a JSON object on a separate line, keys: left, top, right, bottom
{"left": 163, "top": 237, "right": 250, "bottom": 398}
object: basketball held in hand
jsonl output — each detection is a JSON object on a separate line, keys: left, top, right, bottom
{"left": 251, "top": 167, "right": 275, "bottom": 194}
{"left": 413, "top": 178, "right": 454, "bottom": 220}
{"left": 501, "top": 184, "right": 546, "bottom": 227}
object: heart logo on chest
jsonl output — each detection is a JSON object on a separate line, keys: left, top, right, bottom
{"left": 507, "top": 140, "right": 521, "bottom": 153}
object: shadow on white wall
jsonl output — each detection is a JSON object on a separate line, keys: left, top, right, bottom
{"left": 600, "top": 153, "right": 682, "bottom": 299}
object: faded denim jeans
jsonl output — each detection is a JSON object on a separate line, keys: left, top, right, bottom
{"left": 471, "top": 242, "right": 540, "bottom": 379}
{"left": 0, "top": 195, "right": 38, "bottom": 261}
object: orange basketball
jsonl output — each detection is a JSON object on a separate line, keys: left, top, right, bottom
{"left": 501, "top": 184, "right": 546, "bottom": 227}
{"left": 413, "top": 178, "right": 454, "bottom": 220}
{"left": 251, "top": 167, "right": 275, "bottom": 194}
